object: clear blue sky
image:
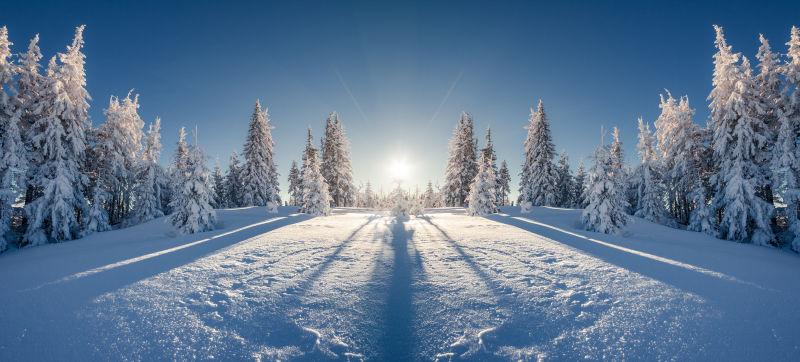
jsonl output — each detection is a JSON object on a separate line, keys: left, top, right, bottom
{"left": 3, "top": 0, "right": 799, "bottom": 199}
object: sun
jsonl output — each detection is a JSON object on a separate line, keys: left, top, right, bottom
{"left": 387, "top": 157, "right": 411, "bottom": 181}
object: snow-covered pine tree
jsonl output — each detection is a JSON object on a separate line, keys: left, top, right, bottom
{"left": 17, "top": 35, "right": 45, "bottom": 207}
{"left": 132, "top": 118, "right": 165, "bottom": 223}
{"left": 654, "top": 92, "right": 708, "bottom": 225}
{"left": 482, "top": 127, "right": 500, "bottom": 203}
{"left": 163, "top": 126, "right": 189, "bottom": 215}
{"left": 518, "top": 100, "right": 558, "bottom": 212}
{"left": 168, "top": 142, "right": 216, "bottom": 234}
{"left": 781, "top": 26, "right": 800, "bottom": 251}
{"left": 24, "top": 25, "right": 92, "bottom": 244}
{"left": 58, "top": 25, "right": 92, "bottom": 205}
{"left": 390, "top": 184, "right": 409, "bottom": 217}
{"left": 582, "top": 134, "right": 628, "bottom": 234}
{"left": 363, "top": 181, "right": 376, "bottom": 208}
{"left": 224, "top": 152, "right": 243, "bottom": 208}
{"left": 240, "top": 100, "right": 280, "bottom": 212}
{"left": 297, "top": 128, "right": 315, "bottom": 206}
{"left": 497, "top": 160, "right": 511, "bottom": 206}
{"left": 573, "top": 161, "right": 588, "bottom": 208}
{"left": 708, "top": 25, "right": 773, "bottom": 245}
{"left": 211, "top": 160, "right": 226, "bottom": 208}
{"left": 467, "top": 151, "right": 498, "bottom": 216}
{"left": 753, "top": 34, "right": 782, "bottom": 209}
{"left": 632, "top": 118, "right": 668, "bottom": 223}
{"left": 0, "top": 26, "right": 26, "bottom": 251}
{"left": 443, "top": 112, "right": 478, "bottom": 207}
{"left": 299, "top": 129, "right": 330, "bottom": 216}
{"left": 423, "top": 181, "right": 438, "bottom": 208}
{"left": 554, "top": 151, "right": 574, "bottom": 207}
{"left": 93, "top": 92, "right": 145, "bottom": 225}
{"left": 321, "top": 112, "right": 355, "bottom": 207}
{"left": 287, "top": 160, "right": 301, "bottom": 206}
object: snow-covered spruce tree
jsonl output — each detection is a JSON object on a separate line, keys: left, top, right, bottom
{"left": 240, "top": 100, "right": 280, "bottom": 212}
{"left": 497, "top": 160, "right": 511, "bottom": 206}
{"left": 321, "top": 112, "right": 355, "bottom": 207}
{"left": 423, "top": 181, "right": 438, "bottom": 208}
{"left": 223, "top": 152, "right": 244, "bottom": 208}
{"left": 287, "top": 160, "right": 301, "bottom": 206}
{"left": 299, "top": 129, "right": 330, "bottom": 216}
{"left": 518, "top": 100, "right": 558, "bottom": 212}
{"left": 443, "top": 112, "right": 478, "bottom": 207}
{"left": 708, "top": 25, "right": 773, "bottom": 245}
{"left": 481, "top": 127, "right": 500, "bottom": 203}
{"left": 632, "top": 118, "right": 668, "bottom": 223}
{"left": 753, "top": 34, "right": 782, "bottom": 208}
{"left": 554, "top": 151, "right": 574, "bottom": 207}
{"left": 24, "top": 26, "right": 92, "bottom": 244}
{"left": 362, "top": 181, "right": 377, "bottom": 208}
{"left": 781, "top": 26, "right": 800, "bottom": 251}
{"left": 93, "top": 92, "right": 145, "bottom": 225}
{"left": 211, "top": 160, "right": 226, "bottom": 208}
{"left": 573, "top": 161, "right": 587, "bottom": 208}
{"left": 0, "top": 26, "right": 27, "bottom": 251}
{"left": 168, "top": 143, "right": 216, "bottom": 234}
{"left": 17, "top": 35, "right": 45, "bottom": 207}
{"left": 132, "top": 118, "right": 165, "bottom": 223}
{"left": 467, "top": 151, "right": 499, "bottom": 216}
{"left": 654, "top": 92, "right": 709, "bottom": 226}
{"left": 582, "top": 136, "right": 628, "bottom": 234}
{"left": 390, "top": 184, "right": 409, "bottom": 217}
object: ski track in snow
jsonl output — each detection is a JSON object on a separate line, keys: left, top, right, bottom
{"left": 1, "top": 206, "right": 799, "bottom": 361}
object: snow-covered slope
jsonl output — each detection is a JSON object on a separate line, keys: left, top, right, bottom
{"left": 0, "top": 206, "right": 798, "bottom": 361}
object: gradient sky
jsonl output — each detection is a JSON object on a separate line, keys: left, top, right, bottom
{"left": 3, "top": 0, "right": 799, "bottom": 200}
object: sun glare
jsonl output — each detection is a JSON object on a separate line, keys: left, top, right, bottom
{"left": 387, "top": 157, "right": 411, "bottom": 181}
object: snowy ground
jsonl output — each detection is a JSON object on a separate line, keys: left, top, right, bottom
{"left": 1, "top": 206, "right": 799, "bottom": 360}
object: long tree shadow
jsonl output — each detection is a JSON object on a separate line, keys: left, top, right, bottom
{"left": 294, "top": 214, "right": 381, "bottom": 295}
{"left": 378, "top": 216, "right": 416, "bottom": 361}
{"left": 419, "top": 216, "right": 507, "bottom": 298}
{"left": 485, "top": 213, "right": 772, "bottom": 301}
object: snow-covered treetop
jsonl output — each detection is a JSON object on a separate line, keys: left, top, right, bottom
{"left": 0, "top": 26, "right": 13, "bottom": 87}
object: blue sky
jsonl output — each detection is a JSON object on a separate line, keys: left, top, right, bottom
{"left": 3, "top": 0, "right": 799, "bottom": 199}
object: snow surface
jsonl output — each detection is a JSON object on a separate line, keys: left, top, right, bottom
{"left": 1, "top": 206, "right": 799, "bottom": 360}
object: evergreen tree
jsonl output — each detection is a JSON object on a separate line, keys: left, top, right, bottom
{"left": 754, "top": 34, "right": 782, "bottom": 207}
{"left": 708, "top": 25, "right": 773, "bottom": 244}
{"left": 299, "top": 129, "right": 330, "bottom": 216}
{"left": 573, "top": 161, "right": 587, "bottom": 208}
{"left": 287, "top": 160, "right": 301, "bottom": 206}
{"left": 24, "top": 25, "right": 92, "bottom": 244}
{"left": 519, "top": 100, "right": 558, "bottom": 212}
{"left": 582, "top": 135, "right": 628, "bottom": 234}
{"left": 363, "top": 181, "right": 377, "bottom": 208}
{"left": 554, "top": 151, "right": 574, "bottom": 207}
{"left": 423, "top": 181, "right": 438, "bottom": 208}
{"left": 17, "top": 35, "right": 45, "bottom": 207}
{"left": 321, "top": 112, "right": 355, "bottom": 207}
{"left": 0, "top": 27, "right": 26, "bottom": 250}
{"left": 654, "top": 92, "right": 709, "bottom": 226}
{"left": 482, "top": 127, "right": 500, "bottom": 203}
{"left": 781, "top": 26, "right": 800, "bottom": 251}
{"left": 496, "top": 161, "right": 511, "bottom": 206}
{"left": 467, "top": 151, "right": 498, "bottom": 216}
{"left": 168, "top": 142, "right": 216, "bottom": 234}
{"left": 211, "top": 160, "right": 226, "bottom": 208}
{"left": 93, "top": 92, "right": 144, "bottom": 225}
{"left": 632, "top": 118, "right": 668, "bottom": 223}
{"left": 224, "top": 152, "right": 244, "bottom": 208}
{"left": 240, "top": 100, "right": 280, "bottom": 212}
{"left": 390, "top": 184, "right": 409, "bottom": 217}
{"left": 443, "top": 112, "right": 478, "bottom": 206}
{"left": 132, "top": 118, "right": 165, "bottom": 223}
